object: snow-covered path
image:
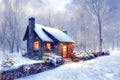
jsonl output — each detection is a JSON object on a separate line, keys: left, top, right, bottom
{"left": 16, "top": 50, "right": 120, "bottom": 80}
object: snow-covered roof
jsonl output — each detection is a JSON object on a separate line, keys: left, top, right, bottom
{"left": 35, "top": 24, "right": 53, "bottom": 42}
{"left": 43, "top": 27, "right": 74, "bottom": 42}
{"left": 35, "top": 24, "right": 74, "bottom": 43}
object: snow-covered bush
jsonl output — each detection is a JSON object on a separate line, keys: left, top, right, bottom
{"left": 91, "top": 51, "right": 110, "bottom": 57}
{"left": 70, "top": 51, "right": 97, "bottom": 61}
{"left": 83, "top": 53, "right": 95, "bottom": 60}
{"left": 1, "top": 57, "right": 15, "bottom": 67}
{"left": 43, "top": 53, "right": 64, "bottom": 67}
{"left": 91, "top": 52, "right": 99, "bottom": 57}
{"left": 99, "top": 51, "right": 110, "bottom": 56}
{"left": 88, "top": 53, "right": 95, "bottom": 59}
{"left": 70, "top": 53, "right": 84, "bottom": 62}
{"left": 83, "top": 54, "right": 91, "bottom": 60}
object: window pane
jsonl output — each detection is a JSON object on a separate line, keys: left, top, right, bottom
{"left": 46, "top": 43, "right": 51, "bottom": 51}
{"left": 34, "top": 40, "right": 39, "bottom": 50}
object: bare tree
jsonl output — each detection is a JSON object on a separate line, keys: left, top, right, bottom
{"left": 85, "top": 0, "right": 111, "bottom": 53}
{"left": 12, "top": 0, "right": 24, "bottom": 53}
{"left": 3, "top": 9, "right": 16, "bottom": 53}
{"left": 0, "top": 21, "right": 7, "bottom": 57}
{"left": 1, "top": 0, "right": 24, "bottom": 53}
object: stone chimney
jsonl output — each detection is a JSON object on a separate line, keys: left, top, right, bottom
{"left": 28, "top": 17, "right": 35, "bottom": 53}
{"left": 29, "top": 17, "right": 35, "bottom": 34}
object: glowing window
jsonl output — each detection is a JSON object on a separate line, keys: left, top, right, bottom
{"left": 63, "top": 46, "right": 67, "bottom": 52}
{"left": 34, "top": 40, "right": 39, "bottom": 50}
{"left": 46, "top": 43, "right": 51, "bottom": 51}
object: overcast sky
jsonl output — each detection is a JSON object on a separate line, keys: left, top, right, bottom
{"left": 0, "top": 0, "right": 120, "bottom": 22}
{"left": 0, "top": 0, "right": 120, "bottom": 14}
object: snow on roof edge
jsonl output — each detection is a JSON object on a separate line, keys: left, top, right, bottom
{"left": 34, "top": 24, "right": 53, "bottom": 42}
{"left": 43, "top": 26, "right": 75, "bottom": 43}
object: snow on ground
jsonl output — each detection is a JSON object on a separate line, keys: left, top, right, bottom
{"left": 0, "top": 52, "right": 44, "bottom": 71}
{"left": 15, "top": 50, "right": 120, "bottom": 80}
{"left": 11, "top": 52, "right": 44, "bottom": 66}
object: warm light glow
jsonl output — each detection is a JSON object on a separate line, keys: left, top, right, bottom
{"left": 63, "top": 45, "right": 67, "bottom": 58}
{"left": 63, "top": 46, "right": 67, "bottom": 52}
{"left": 34, "top": 40, "right": 39, "bottom": 50}
{"left": 46, "top": 43, "right": 51, "bottom": 51}
{"left": 60, "top": 43, "right": 63, "bottom": 45}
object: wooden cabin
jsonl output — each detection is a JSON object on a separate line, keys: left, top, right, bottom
{"left": 23, "top": 17, "right": 74, "bottom": 59}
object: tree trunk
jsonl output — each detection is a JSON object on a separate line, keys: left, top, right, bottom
{"left": 17, "top": 45, "right": 19, "bottom": 53}
{"left": 112, "top": 40, "right": 115, "bottom": 50}
{"left": 83, "top": 27, "right": 87, "bottom": 52}
{"left": 98, "top": 16, "right": 103, "bottom": 54}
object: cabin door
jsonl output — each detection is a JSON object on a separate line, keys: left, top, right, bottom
{"left": 63, "top": 45, "right": 68, "bottom": 58}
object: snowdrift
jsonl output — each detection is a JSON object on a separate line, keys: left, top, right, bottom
{"left": 16, "top": 50, "right": 120, "bottom": 80}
